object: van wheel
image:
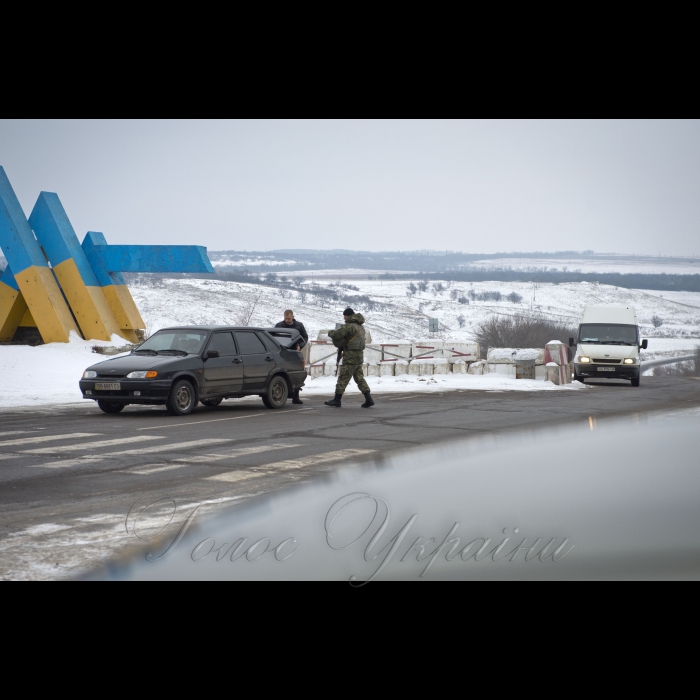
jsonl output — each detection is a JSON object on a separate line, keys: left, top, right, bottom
{"left": 201, "top": 398, "right": 223, "bottom": 407}
{"left": 97, "top": 401, "right": 125, "bottom": 414}
{"left": 167, "top": 380, "right": 196, "bottom": 416}
{"left": 631, "top": 377, "right": 640, "bottom": 387}
{"left": 263, "top": 376, "right": 288, "bottom": 409}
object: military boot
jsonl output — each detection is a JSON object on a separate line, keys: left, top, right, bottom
{"left": 291, "top": 390, "right": 303, "bottom": 405}
{"left": 324, "top": 394, "right": 342, "bottom": 407}
{"left": 361, "top": 392, "right": 375, "bottom": 408}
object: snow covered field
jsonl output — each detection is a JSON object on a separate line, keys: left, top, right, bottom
{"left": 1, "top": 274, "right": 698, "bottom": 408}
{"left": 462, "top": 256, "right": 700, "bottom": 276}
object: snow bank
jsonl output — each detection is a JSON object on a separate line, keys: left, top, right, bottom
{"left": 0, "top": 333, "right": 125, "bottom": 408}
{"left": 301, "top": 373, "right": 589, "bottom": 395}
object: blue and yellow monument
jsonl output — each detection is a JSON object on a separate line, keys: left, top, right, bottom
{"left": 0, "top": 166, "right": 214, "bottom": 344}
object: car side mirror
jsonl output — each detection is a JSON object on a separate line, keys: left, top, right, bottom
{"left": 641, "top": 339, "right": 648, "bottom": 350}
{"left": 206, "top": 350, "right": 220, "bottom": 359}
{"left": 568, "top": 337, "right": 575, "bottom": 348}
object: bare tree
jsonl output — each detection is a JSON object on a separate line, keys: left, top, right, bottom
{"left": 237, "top": 292, "right": 263, "bottom": 326}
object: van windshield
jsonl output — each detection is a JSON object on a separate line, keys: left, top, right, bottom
{"left": 579, "top": 324, "right": 638, "bottom": 345}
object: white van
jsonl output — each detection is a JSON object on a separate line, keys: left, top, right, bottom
{"left": 570, "top": 305, "right": 648, "bottom": 387}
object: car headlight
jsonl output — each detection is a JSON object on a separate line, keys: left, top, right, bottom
{"left": 623, "top": 358, "right": 636, "bottom": 365}
{"left": 578, "top": 357, "right": 591, "bottom": 364}
{"left": 127, "top": 371, "right": 158, "bottom": 379}
{"left": 83, "top": 371, "right": 97, "bottom": 379}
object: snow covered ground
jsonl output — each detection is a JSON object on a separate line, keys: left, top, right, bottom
{"left": 0, "top": 333, "right": 128, "bottom": 408}
{"left": 2, "top": 274, "right": 697, "bottom": 408}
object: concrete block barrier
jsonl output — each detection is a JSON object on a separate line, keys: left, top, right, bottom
{"left": 380, "top": 342, "right": 412, "bottom": 362}
{"left": 395, "top": 361, "right": 409, "bottom": 376}
{"left": 308, "top": 341, "right": 337, "bottom": 365}
{"left": 412, "top": 341, "right": 443, "bottom": 361}
{"left": 453, "top": 362, "right": 468, "bottom": 374}
{"left": 546, "top": 362, "right": 571, "bottom": 385}
{"left": 545, "top": 341, "right": 569, "bottom": 366}
{"left": 434, "top": 361, "right": 451, "bottom": 375}
{"left": 486, "top": 363, "right": 516, "bottom": 377}
{"left": 364, "top": 345, "right": 383, "bottom": 364}
{"left": 380, "top": 363, "right": 395, "bottom": 377}
{"left": 487, "top": 348, "right": 546, "bottom": 365}
{"left": 468, "top": 360, "right": 486, "bottom": 375}
{"left": 367, "top": 363, "right": 381, "bottom": 377}
{"left": 419, "top": 363, "right": 434, "bottom": 376}
{"left": 443, "top": 342, "right": 480, "bottom": 363}
{"left": 308, "top": 364, "right": 325, "bottom": 379}
{"left": 408, "top": 362, "right": 422, "bottom": 376}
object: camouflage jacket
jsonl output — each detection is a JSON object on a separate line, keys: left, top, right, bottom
{"left": 329, "top": 314, "right": 366, "bottom": 363}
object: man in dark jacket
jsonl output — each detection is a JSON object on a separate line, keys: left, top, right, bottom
{"left": 324, "top": 307, "right": 374, "bottom": 409}
{"left": 275, "top": 310, "right": 308, "bottom": 404}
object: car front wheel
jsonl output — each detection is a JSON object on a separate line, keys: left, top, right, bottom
{"left": 263, "top": 376, "right": 288, "bottom": 409}
{"left": 97, "top": 400, "right": 125, "bottom": 414}
{"left": 167, "top": 380, "right": 196, "bottom": 416}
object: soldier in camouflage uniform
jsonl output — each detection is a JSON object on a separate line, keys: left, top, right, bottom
{"left": 324, "top": 308, "right": 375, "bottom": 408}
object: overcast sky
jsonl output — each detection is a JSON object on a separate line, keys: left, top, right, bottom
{"left": 1, "top": 119, "right": 698, "bottom": 257}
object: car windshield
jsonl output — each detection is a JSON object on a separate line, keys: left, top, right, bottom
{"left": 579, "top": 324, "right": 638, "bottom": 345}
{"left": 134, "top": 331, "right": 208, "bottom": 355}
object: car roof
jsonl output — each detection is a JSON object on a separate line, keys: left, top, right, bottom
{"left": 156, "top": 326, "right": 276, "bottom": 332}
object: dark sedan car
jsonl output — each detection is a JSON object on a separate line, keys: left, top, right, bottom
{"left": 80, "top": 326, "right": 307, "bottom": 416}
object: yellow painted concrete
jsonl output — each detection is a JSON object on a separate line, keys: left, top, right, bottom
{"left": 15, "top": 266, "right": 80, "bottom": 343}
{"left": 53, "top": 259, "right": 120, "bottom": 341}
{"left": 19, "top": 308, "right": 36, "bottom": 327}
{"left": 0, "top": 282, "right": 28, "bottom": 341}
{"left": 103, "top": 284, "right": 145, "bottom": 342}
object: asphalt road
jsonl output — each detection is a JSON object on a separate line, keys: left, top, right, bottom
{"left": 2, "top": 374, "right": 700, "bottom": 580}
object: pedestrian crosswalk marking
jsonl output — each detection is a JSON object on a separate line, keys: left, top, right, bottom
{"left": 121, "top": 444, "right": 301, "bottom": 475}
{"left": 0, "top": 431, "right": 33, "bottom": 438}
{"left": 137, "top": 407, "right": 315, "bottom": 431}
{"left": 205, "top": 448, "right": 376, "bottom": 483}
{"left": 0, "top": 432, "right": 99, "bottom": 449}
{"left": 24, "top": 436, "right": 165, "bottom": 455}
{"left": 24, "top": 439, "right": 236, "bottom": 469}
{"left": 173, "top": 444, "right": 300, "bottom": 464}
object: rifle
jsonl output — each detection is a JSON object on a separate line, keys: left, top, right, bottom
{"left": 335, "top": 349, "right": 343, "bottom": 376}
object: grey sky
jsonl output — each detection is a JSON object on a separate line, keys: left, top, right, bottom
{"left": 1, "top": 119, "right": 698, "bottom": 256}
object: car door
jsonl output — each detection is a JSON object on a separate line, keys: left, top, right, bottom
{"left": 201, "top": 332, "right": 243, "bottom": 396}
{"left": 235, "top": 331, "right": 275, "bottom": 392}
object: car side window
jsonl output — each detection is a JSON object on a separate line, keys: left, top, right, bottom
{"left": 259, "top": 333, "right": 280, "bottom": 353}
{"left": 235, "top": 332, "right": 267, "bottom": 355}
{"left": 206, "top": 332, "right": 237, "bottom": 357}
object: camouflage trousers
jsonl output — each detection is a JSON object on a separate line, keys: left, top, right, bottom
{"left": 335, "top": 363, "right": 370, "bottom": 396}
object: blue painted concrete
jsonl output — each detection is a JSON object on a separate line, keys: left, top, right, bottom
{"left": 0, "top": 264, "right": 20, "bottom": 291}
{"left": 82, "top": 232, "right": 214, "bottom": 278}
{"left": 82, "top": 232, "right": 126, "bottom": 287}
{"left": 0, "top": 167, "right": 49, "bottom": 273}
{"left": 28, "top": 192, "right": 101, "bottom": 286}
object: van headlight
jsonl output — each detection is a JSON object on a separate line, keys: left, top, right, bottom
{"left": 623, "top": 358, "right": 636, "bottom": 365}
{"left": 578, "top": 357, "right": 591, "bottom": 363}
{"left": 127, "top": 371, "right": 158, "bottom": 379}
{"left": 83, "top": 371, "right": 97, "bottom": 379}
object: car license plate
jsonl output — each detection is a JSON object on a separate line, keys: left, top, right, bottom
{"left": 597, "top": 367, "right": 615, "bottom": 372}
{"left": 95, "top": 382, "right": 121, "bottom": 390}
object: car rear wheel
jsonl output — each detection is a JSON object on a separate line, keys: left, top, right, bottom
{"left": 97, "top": 400, "right": 125, "bottom": 414}
{"left": 201, "top": 398, "right": 223, "bottom": 407}
{"left": 167, "top": 380, "right": 196, "bottom": 416}
{"left": 631, "top": 376, "right": 640, "bottom": 387}
{"left": 263, "top": 376, "right": 288, "bottom": 409}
